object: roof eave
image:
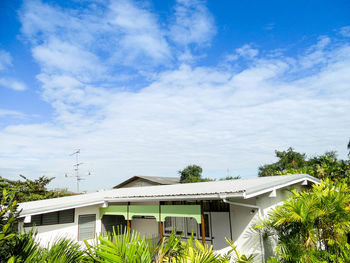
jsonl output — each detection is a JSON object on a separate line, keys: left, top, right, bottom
{"left": 243, "top": 176, "right": 320, "bottom": 199}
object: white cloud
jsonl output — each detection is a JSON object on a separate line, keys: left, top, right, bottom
{"left": 0, "top": 109, "right": 27, "bottom": 118}
{"left": 0, "top": 50, "right": 12, "bottom": 70}
{"left": 107, "top": 0, "right": 171, "bottom": 64}
{"left": 20, "top": 0, "right": 171, "bottom": 70}
{"left": 339, "top": 26, "right": 350, "bottom": 37}
{"left": 226, "top": 44, "right": 259, "bottom": 61}
{"left": 0, "top": 78, "right": 27, "bottom": 91}
{"left": 169, "top": 0, "right": 216, "bottom": 46}
{"left": 298, "top": 36, "right": 331, "bottom": 69}
{"left": 1, "top": 0, "right": 349, "bottom": 192}
{"left": 1, "top": 35, "right": 350, "bottom": 191}
{"left": 32, "top": 38, "right": 105, "bottom": 81}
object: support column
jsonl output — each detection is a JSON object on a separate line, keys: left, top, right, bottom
{"left": 159, "top": 203, "right": 163, "bottom": 239}
{"left": 201, "top": 201, "right": 206, "bottom": 245}
{"left": 160, "top": 221, "right": 164, "bottom": 239}
{"left": 127, "top": 202, "right": 131, "bottom": 231}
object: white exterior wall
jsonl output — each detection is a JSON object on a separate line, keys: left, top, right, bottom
{"left": 228, "top": 183, "right": 310, "bottom": 262}
{"left": 229, "top": 202, "right": 263, "bottom": 262}
{"left": 23, "top": 204, "right": 101, "bottom": 246}
{"left": 121, "top": 179, "right": 158, "bottom": 188}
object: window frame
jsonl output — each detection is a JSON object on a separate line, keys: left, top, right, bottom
{"left": 23, "top": 209, "right": 75, "bottom": 227}
{"left": 163, "top": 215, "right": 209, "bottom": 239}
{"left": 198, "top": 212, "right": 211, "bottom": 239}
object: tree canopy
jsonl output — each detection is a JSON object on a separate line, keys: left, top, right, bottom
{"left": 0, "top": 175, "right": 71, "bottom": 202}
{"left": 258, "top": 148, "right": 350, "bottom": 184}
{"left": 178, "top": 165, "right": 205, "bottom": 183}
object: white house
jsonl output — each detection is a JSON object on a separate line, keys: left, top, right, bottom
{"left": 18, "top": 174, "right": 319, "bottom": 263}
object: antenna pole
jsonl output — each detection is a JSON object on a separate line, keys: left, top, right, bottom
{"left": 72, "top": 149, "right": 82, "bottom": 193}
{"left": 65, "top": 149, "right": 91, "bottom": 193}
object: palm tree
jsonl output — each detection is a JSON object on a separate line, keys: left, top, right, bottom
{"left": 256, "top": 179, "right": 350, "bottom": 262}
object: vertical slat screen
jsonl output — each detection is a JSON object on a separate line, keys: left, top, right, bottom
{"left": 59, "top": 209, "right": 74, "bottom": 224}
{"left": 42, "top": 212, "right": 59, "bottom": 225}
{"left": 78, "top": 214, "right": 96, "bottom": 241}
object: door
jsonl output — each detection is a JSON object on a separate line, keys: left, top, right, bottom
{"left": 210, "top": 212, "right": 231, "bottom": 250}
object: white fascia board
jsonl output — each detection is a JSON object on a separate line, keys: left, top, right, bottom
{"left": 104, "top": 193, "right": 244, "bottom": 203}
{"left": 244, "top": 177, "right": 320, "bottom": 199}
{"left": 19, "top": 200, "right": 105, "bottom": 217}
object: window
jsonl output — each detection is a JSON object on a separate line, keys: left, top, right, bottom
{"left": 24, "top": 209, "right": 75, "bottom": 227}
{"left": 164, "top": 217, "right": 185, "bottom": 235}
{"left": 42, "top": 212, "right": 59, "bottom": 225}
{"left": 186, "top": 217, "right": 198, "bottom": 237}
{"left": 164, "top": 217, "right": 200, "bottom": 238}
{"left": 78, "top": 214, "right": 96, "bottom": 241}
{"left": 164, "top": 217, "right": 173, "bottom": 235}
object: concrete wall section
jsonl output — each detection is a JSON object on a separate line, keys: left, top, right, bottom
{"left": 229, "top": 203, "right": 263, "bottom": 262}
{"left": 23, "top": 204, "right": 101, "bottom": 246}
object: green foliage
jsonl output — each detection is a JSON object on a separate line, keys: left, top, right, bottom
{"left": 258, "top": 148, "right": 307, "bottom": 177}
{"left": 179, "top": 165, "right": 207, "bottom": 183}
{"left": 258, "top": 148, "right": 350, "bottom": 184}
{"left": 219, "top": 175, "right": 241, "bottom": 181}
{"left": 256, "top": 179, "right": 350, "bottom": 262}
{"left": 0, "top": 175, "right": 71, "bottom": 202}
{"left": 0, "top": 189, "right": 20, "bottom": 262}
{"left": 85, "top": 227, "right": 255, "bottom": 263}
{"left": 225, "top": 239, "right": 255, "bottom": 263}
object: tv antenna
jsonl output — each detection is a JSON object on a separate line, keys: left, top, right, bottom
{"left": 65, "top": 149, "right": 91, "bottom": 193}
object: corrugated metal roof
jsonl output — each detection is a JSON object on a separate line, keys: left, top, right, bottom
{"left": 18, "top": 174, "right": 319, "bottom": 216}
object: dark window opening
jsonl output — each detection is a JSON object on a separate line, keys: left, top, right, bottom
{"left": 24, "top": 209, "right": 75, "bottom": 227}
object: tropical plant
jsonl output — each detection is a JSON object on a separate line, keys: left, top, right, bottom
{"left": 84, "top": 227, "right": 256, "bottom": 263}
{"left": 225, "top": 239, "right": 255, "bottom": 263}
{"left": 256, "top": 179, "right": 350, "bottom": 262}
{"left": 0, "top": 189, "right": 21, "bottom": 262}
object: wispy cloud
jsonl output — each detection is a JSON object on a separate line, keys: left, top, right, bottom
{"left": 1, "top": 0, "right": 349, "bottom": 191}
{"left": 0, "top": 78, "right": 27, "bottom": 91}
{"left": 0, "top": 50, "right": 27, "bottom": 91}
{"left": 0, "top": 50, "right": 12, "bottom": 70}
{"left": 226, "top": 44, "right": 259, "bottom": 61}
{"left": 263, "top": 23, "right": 275, "bottom": 31}
{"left": 339, "top": 26, "right": 350, "bottom": 37}
{"left": 169, "top": 0, "right": 216, "bottom": 46}
{"left": 0, "top": 109, "right": 27, "bottom": 118}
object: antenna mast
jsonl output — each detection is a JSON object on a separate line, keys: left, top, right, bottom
{"left": 65, "top": 149, "right": 91, "bottom": 193}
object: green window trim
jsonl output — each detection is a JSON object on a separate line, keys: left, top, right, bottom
{"left": 100, "top": 206, "right": 128, "bottom": 219}
{"left": 160, "top": 205, "right": 201, "bottom": 223}
{"left": 129, "top": 205, "right": 160, "bottom": 221}
{"left": 99, "top": 204, "right": 201, "bottom": 223}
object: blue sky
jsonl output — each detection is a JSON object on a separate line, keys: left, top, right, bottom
{"left": 0, "top": 0, "right": 350, "bottom": 192}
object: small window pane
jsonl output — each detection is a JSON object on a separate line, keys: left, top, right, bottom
{"left": 59, "top": 209, "right": 74, "bottom": 224}
{"left": 164, "top": 217, "right": 172, "bottom": 234}
{"left": 42, "top": 212, "right": 59, "bottom": 225}
{"left": 186, "top": 217, "right": 198, "bottom": 237}
{"left": 174, "top": 217, "right": 185, "bottom": 235}
{"left": 24, "top": 214, "right": 42, "bottom": 227}
{"left": 79, "top": 214, "right": 96, "bottom": 241}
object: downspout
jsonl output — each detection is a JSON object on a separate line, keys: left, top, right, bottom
{"left": 222, "top": 198, "right": 266, "bottom": 263}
